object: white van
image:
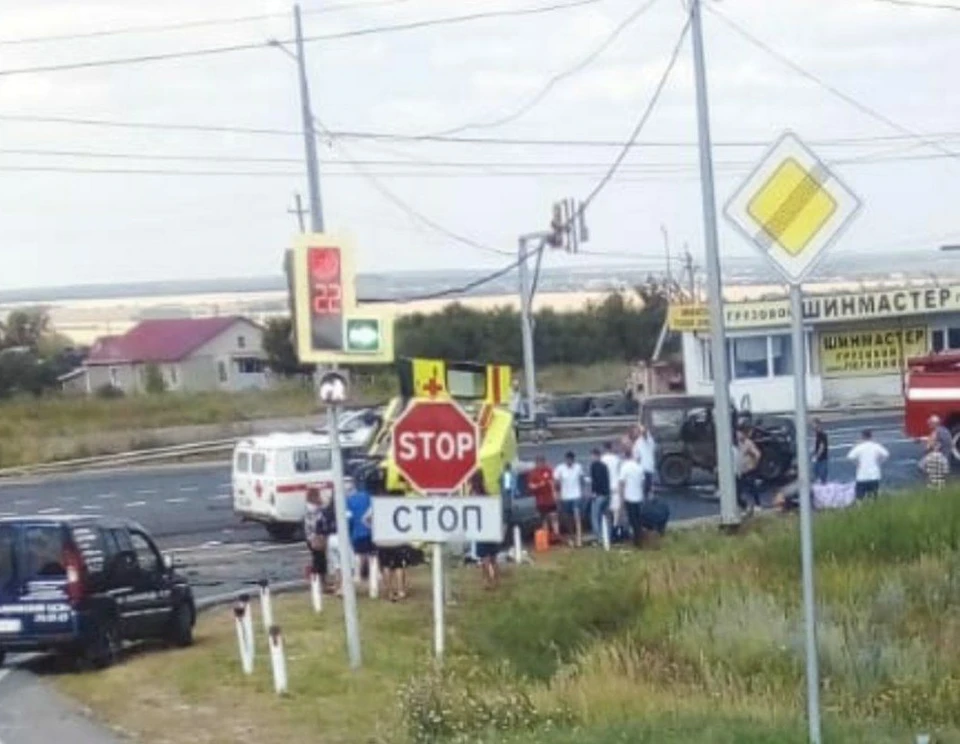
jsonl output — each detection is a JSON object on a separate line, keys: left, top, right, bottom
{"left": 232, "top": 433, "right": 335, "bottom": 540}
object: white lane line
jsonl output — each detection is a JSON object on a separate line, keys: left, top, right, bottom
{"left": 12, "top": 499, "right": 32, "bottom": 506}
{"left": 210, "top": 493, "right": 231, "bottom": 501}
{"left": 166, "top": 497, "right": 188, "bottom": 504}
{"left": 59, "top": 496, "right": 77, "bottom": 503}
{"left": 97, "top": 493, "right": 116, "bottom": 499}
{"left": 82, "top": 505, "right": 102, "bottom": 511}
{"left": 136, "top": 489, "right": 158, "bottom": 495}
{"left": 37, "top": 508, "right": 62, "bottom": 515}
{"left": 179, "top": 485, "right": 200, "bottom": 493}
{"left": 0, "top": 512, "right": 15, "bottom": 518}
{"left": 125, "top": 501, "right": 146, "bottom": 508}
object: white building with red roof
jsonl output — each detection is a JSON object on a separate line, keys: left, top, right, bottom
{"left": 72, "top": 316, "right": 270, "bottom": 395}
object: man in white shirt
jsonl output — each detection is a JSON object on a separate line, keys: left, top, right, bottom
{"left": 553, "top": 451, "right": 585, "bottom": 547}
{"left": 846, "top": 429, "right": 889, "bottom": 500}
{"left": 600, "top": 441, "right": 623, "bottom": 535}
{"left": 632, "top": 425, "right": 657, "bottom": 501}
{"left": 618, "top": 455, "right": 646, "bottom": 547}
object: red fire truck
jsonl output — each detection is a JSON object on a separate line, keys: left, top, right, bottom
{"left": 904, "top": 352, "right": 960, "bottom": 452}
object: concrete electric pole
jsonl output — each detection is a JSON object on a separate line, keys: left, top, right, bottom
{"left": 294, "top": 4, "right": 324, "bottom": 234}
{"left": 689, "top": 0, "right": 740, "bottom": 529}
{"left": 289, "top": 193, "right": 308, "bottom": 233}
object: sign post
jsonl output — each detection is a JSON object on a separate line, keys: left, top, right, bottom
{"left": 724, "top": 130, "right": 862, "bottom": 744}
{"left": 386, "top": 399, "right": 482, "bottom": 662}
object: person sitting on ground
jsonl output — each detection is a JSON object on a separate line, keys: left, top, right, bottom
{"left": 919, "top": 438, "right": 950, "bottom": 491}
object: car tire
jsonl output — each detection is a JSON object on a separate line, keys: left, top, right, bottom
{"left": 757, "top": 448, "right": 787, "bottom": 482}
{"left": 166, "top": 602, "right": 195, "bottom": 648}
{"left": 659, "top": 455, "right": 692, "bottom": 488}
{"left": 81, "top": 616, "right": 122, "bottom": 670}
{"left": 265, "top": 523, "right": 298, "bottom": 542}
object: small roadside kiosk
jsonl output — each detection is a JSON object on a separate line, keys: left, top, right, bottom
{"left": 669, "top": 282, "right": 958, "bottom": 413}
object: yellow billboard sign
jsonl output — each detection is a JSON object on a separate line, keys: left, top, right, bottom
{"left": 288, "top": 232, "right": 395, "bottom": 365}
{"left": 819, "top": 328, "right": 928, "bottom": 378}
{"left": 668, "top": 285, "right": 960, "bottom": 332}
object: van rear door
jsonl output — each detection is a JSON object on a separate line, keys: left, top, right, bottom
{"left": 0, "top": 523, "right": 74, "bottom": 642}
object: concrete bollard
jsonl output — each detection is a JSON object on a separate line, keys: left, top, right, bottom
{"left": 916, "top": 735, "right": 931, "bottom": 744}
{"left": 310, "top": 570, "right": 324, "bottom": 613}
{"left": 601, "top": 514, "right": 611, "bottom": 552}
{"left": 368, "top": 554, "right": 380, "bottom": 599}
{"left": 238, "top": 593, "right": 255, "bottom": 665}
{"left": 268, "top": 625, "right": 288, "bottom": 695}
{"left": 233, "top": 600, "right": 254, "bottom": 675}
{"left": 258, "top": 579, "right": 274, "bottom": 633}
{"left": 512, "top": 525, "right": 522, "bottom": 564}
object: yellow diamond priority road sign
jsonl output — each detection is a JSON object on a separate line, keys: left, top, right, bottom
{"left": 724, "top": 131, "right": 862, "bottom": 283}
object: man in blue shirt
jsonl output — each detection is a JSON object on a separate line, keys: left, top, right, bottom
{"left": 346, "top": 477, "right": 375, "bottom": 588}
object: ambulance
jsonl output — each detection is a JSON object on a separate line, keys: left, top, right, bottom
{"left": 232, "top": 432, "right": 335, "bottom": 540}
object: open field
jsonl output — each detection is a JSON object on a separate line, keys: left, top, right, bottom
{"left": 55, "top": 489, "right": 960, "bottom": 743}
{"left": 0, "top": 362, "right": 630, "bottom": 468}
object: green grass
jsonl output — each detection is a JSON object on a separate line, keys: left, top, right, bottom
{"left": 55, "top": 489, "right": 960, "bottom": 743}
{"left": 0, "top": 362, "right": 630, "bottom": 468}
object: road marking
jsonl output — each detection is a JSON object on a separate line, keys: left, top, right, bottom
{"left": 82, "top": 505, "right": 102, "bottom": 511}
{"left": 136, "top": 489, "right": 158, "bottom": 495}
{"left": 12, "top": 499, "right": 32, "bottom": 506}
{"left": 37, "top": 508, "right": 62, "bottom": 515}
{"left": 0, "top": 512, "right": 15, "bottom": 518}
{"left": 97, "top": 493, "right": 116, "bottom": 499}
{"left": 210, "top": 493, "right": 231, "bottom": 501}
{"left": 166, "top": 497, "right": 189, "bottom": 504}
{"left": 179, "top": 485, "right": 200, "bottom": 493}
{"left": 125, "top": 501, "right": 146, "bottom": 508}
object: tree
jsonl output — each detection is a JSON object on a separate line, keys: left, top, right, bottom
{"left": 262, "top": 318, "right": 315, "bottom": 377}
{"left": 1, "top": 308, "right": 50, "bottom": 351}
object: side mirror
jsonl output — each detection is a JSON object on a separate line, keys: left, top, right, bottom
{"left": 162, "top": 553, "right": 174, "bottom": 571}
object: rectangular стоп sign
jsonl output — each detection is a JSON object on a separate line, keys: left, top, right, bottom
{"left": 372, "top": 497, "right": 503, "bottom": 543}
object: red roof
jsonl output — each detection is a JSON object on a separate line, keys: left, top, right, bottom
{"left": 86, "top": 317, "right": 246, "bottom": 365}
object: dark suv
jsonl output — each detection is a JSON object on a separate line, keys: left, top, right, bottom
{"left": 0, "top": 515, "right": 195, "bottom": 669}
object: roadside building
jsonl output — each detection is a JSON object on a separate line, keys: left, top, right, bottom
{"left": 69, "top": 316, "right": 270, "bottom": 395}
{"left": 668, "top": 281, "right": 959, "bottom": 413}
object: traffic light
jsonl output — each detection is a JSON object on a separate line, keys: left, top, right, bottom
{"left": 548, "top": 202, "right": 564, "bottom": 248}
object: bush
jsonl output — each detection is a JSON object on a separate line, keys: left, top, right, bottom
{"left": 94, "top": 383, "right": 124, "bottom": 399}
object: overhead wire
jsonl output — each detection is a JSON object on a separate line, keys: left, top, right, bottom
{"left": 426, "top": 0, "right": 662, "bottom": 136}
{"left": 706, "top": 4, "right": 959, "bottom": 161}
{"left": 0, "top": 0, "right": 416, "bottom": 47}
{"left": 0, "top": 0, "right": 601, "bottom": 78}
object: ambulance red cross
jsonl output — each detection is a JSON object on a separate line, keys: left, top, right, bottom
{"left": 391, "top": 399, "right": 479, "bottom": 493}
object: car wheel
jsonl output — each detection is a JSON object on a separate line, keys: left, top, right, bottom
{"left": 659, "top": 455, "right": 692, "bottom": 488}
{"left": 166, "top": 602, "right": 195, "bottom": 648}
{"left": 265, "top": 523, "right": 298, "bottom": 542}
{"left": 81, "top": 616, "right": 122, "bottom": 670}
{"left": 757, "top": 449, "right": 787, "bottom": 482}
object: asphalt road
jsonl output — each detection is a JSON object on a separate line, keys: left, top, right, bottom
{"left": 0, "top": 412, "right": 927, "bottom": 743}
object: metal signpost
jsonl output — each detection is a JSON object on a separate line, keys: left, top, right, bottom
{"left": 287, "top": 234, "right": 396, "bottom": 671}
{"left": 387, "top": 399, "right": 481, "bottom": 661}
{"left": 724, "top": 130, "right": 863, "bottom": 744}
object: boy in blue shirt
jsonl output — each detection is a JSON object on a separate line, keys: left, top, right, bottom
{"left": 346, "top": 476, "right": 375, "bottom": 588}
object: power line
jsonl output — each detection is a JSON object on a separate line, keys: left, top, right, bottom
{"left": 577, "top": 10, "right": 691, "bottom": 212}
{"left": 427, "top": 0, "right": 662, "bottom": 136}
{"left": 314, "top": 116, "right": 512, "bottom": 256}
{"left": 0, "top": 0, "right": 416, "bottom": 47}
{"left": 874, "top": 0, "right": 960, "bottom": 11}
{"left": 4, "top": 111, "right": 959, "bottom": 150}
{"left": 707, "top": 4, "right": 959, "bottom": 161}
{"left": 0, "top": 0, "right": 601, "bottom": 78}
{"left": 363, "top": 257, "right": 525, "bottom": 303}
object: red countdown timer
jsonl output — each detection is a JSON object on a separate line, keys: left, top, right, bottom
{"left": 308, "top": 247, "right": 343, "bottom": 315}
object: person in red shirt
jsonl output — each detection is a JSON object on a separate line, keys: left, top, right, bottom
{"left": 527, "top": 455, "right": 560, "bottom": 540}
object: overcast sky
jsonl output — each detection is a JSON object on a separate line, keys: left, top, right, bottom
{"left": 0, "top": 0, "right": 957, "bottom": 291}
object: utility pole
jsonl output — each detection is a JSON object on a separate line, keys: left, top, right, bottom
{"left": 294, "top": 3, "right": 324, "bottom": 233}
{"left": 290, "top": 4, "right": 361, "bottom": 671}
{"left": 518, "top": 235, "right": 542, "bottom": 423}
{"left": 683, "top": 246, "right": 695, "bottom": 299}
{"left": 690, "top": 0, "right": 740, "bottom": 529}
{"left": 661, "top": 224, "right": 672, "bottom": 287}
{"left": 288, "top": 193, "right": 307, "bottom": 233}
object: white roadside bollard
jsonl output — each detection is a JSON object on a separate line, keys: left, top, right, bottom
{"left": 601, "top": 513, "right": 611, "bottom": 552}
{"left": 239, "top": 593, "right": 256, "bottom": 666}
{"left": 916, "top": 735, "right": 931, "bottom": 744}
{"left": 512, "top": 525, "right": 522, "bottom": 564}
{"left": 233, "top": 600, "right": 254, "bottom": 675}
{"left": 310, "top": 570, "right": 324, "bottom": 613}
{"left": 368, "top": 554, "right": 380, "bottom": 600}
{"left": 258, "top": 579, "right": 274, "bottom": 633}
{"left": 268, "top": 625, "right": 288, "bottom": 695}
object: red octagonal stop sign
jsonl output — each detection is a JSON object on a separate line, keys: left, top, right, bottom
{"left": 391, "top": 399, "right": 479, "bottom": 493}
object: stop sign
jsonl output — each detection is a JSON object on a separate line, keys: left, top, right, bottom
{"left": 391, "top": 400, "right": 479, "bottom": 493}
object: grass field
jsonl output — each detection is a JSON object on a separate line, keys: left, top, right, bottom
{"left": 55, "top": 489, "right": 960, "bottom": 743}
{"left": 0, "top": 362, "right": 629, "bottom": 468}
